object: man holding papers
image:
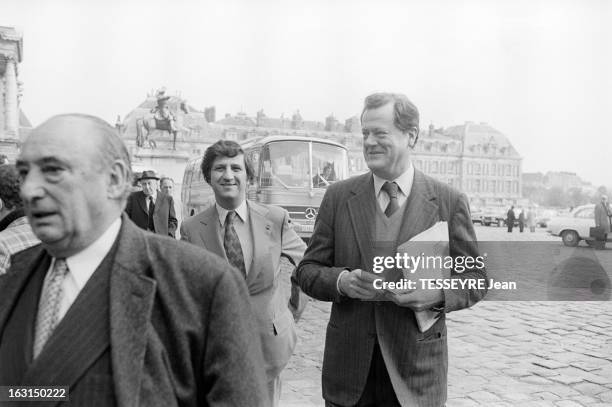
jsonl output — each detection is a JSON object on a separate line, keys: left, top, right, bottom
{"left": 295, "top": 92, "right": 488, "bottom": 407}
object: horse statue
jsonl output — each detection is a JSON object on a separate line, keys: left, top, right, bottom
{"left": 136, "top": 89, "right": 189, "bottom": 150}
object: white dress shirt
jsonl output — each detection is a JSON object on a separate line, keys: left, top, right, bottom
{"left": 145, "top": 191, "right": 157, "bottom": 211}
{"left": 215, "top": 201, "right": 254, "bottom": 275}
{"left": 50, "top": 217, "right": 122, "bottom": 322}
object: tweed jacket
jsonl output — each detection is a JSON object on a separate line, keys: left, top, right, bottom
{"left": 0, "top": 214, "right": 268, "bottom": 406}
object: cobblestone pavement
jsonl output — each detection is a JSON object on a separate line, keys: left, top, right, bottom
{"left": 280, "top": 227, "right": 612, "bottom": 406}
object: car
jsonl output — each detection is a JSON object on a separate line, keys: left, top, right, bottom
{"left": 482, "top": 208, "right": 505, "bottom": 227}
{"left": 471, "top": 208, "right": 484, "bottom": 224}
{"left": 535, "top": 208, "right": 559, "bottom": 228}
{"left": 547, "top": 204, "right": 610, "bottom": 247}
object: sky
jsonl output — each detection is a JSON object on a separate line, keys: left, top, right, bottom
{"left": 2, "top": 0, "right": 611, "bottom": 187}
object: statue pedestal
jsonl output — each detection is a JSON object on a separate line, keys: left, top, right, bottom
{"left": 132, "top": 147, "right": 190, "bottom": 184}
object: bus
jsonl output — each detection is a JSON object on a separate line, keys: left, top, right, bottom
{"left": 181, "top": 135, "right": 349, "bottom": 239}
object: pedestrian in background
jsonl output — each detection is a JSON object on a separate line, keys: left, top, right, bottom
{"left": 507, "top": 205, "right": 515, "bottom": 233}
{"left": 125, "top": 170, "right": 178, "bottom": 238}
{"left": 0, "top": 164, "right": 40, "bottom": 275}
{"left": 527, "top": 206, "right": 537, "bottom": 233}
{"left": 518, "top": 208, "right": 525, "bottom": 233}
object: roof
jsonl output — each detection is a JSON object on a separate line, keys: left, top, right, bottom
{"left": 19, "top": 109, "right": 32, "bottom": 128}
{"left": 240, "top": 135, "right": 346, "bottom": 149}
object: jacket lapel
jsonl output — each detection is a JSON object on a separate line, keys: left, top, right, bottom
{"left": 137, "top": 191, "right": 148, "bottom": 216}
{"left": 0, "top": 246, "right": 48, "bottom": 373}
{"left": 198, "top": 207, "right": 226, "bottom": 260}
{"left": 109, "top": 216, "right": 157, "bottom": 407}
{"left": 246, "top": 201, "right": 272, "bottom": 287}
{"left": 396, "top": 170, "right": 439, "bottom": 245}
{"left": 347, "top": 173, "right": 377, "bottom": 273}
{"left": 0, "top": 246, "right": 47, "bottom": 337}
{"left": 22, "top": 249, "right": 113, "bottom": 395}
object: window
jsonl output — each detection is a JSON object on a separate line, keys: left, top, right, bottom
{"left": 575, "top": 208, "right": 594, "bottom": 219}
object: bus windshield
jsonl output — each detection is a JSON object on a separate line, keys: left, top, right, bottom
{"left": 260, "top": 141, "right": 347, "bottom": 188}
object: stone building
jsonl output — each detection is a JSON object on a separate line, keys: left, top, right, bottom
{"left": 119, "top": 91, "right": 522, "bottom": 207}
{"left": 413, "top": 122, "right": 522, "bottom": 207}
{"left": 0, "top": 26, "right": 31, "bottom": 163}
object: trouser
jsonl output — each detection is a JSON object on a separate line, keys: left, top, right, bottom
{"left": 325, "top": 344, "right": 401, "bottom": 407}
{"left": 268, "top": 376, "right": 281, "bottom": 407}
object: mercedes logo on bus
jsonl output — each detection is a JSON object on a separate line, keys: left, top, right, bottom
{"left": 304, "top": 208, "right": 318, "bottom": 220}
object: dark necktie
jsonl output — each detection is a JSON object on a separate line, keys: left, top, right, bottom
{"left": 224, "top": 211, "right": 247, "bottom": 278}
{"left": 381, "top": 181, "right": 400, "bottom": 217}
{"left": 148, "top": 196, "right": 155, "bottom": 231}
{"left": 33, "top": 258, "right": 69, "bottom": 359}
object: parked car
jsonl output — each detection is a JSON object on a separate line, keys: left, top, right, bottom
{"left": 471, "top": 208, "right": 484, "bottom": 224}
{"left": 535, "top": 208, "right": 558, "bottom": 228}
{"left": 482, "top": 208, "right": 505, "bottom": 227}
{"left": 547, "top": 204, "right": 610, "bottom": 246}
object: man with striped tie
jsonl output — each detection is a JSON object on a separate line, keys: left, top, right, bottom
{"left": 295, "top": 93, "right": 488, "bottom": 407}
{"left": 181, "top": 140, "right": 307, "bottom": 406}
{"left": 0, "top": 114, "right": 268, "bottom": 406}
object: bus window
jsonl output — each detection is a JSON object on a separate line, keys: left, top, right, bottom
{"left": 261, "top": 141, "right": 310, "bottom": 188}
{"left": 312, "top": 143, "right": 347, "bottom": 188}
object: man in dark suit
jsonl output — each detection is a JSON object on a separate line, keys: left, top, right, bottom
{"left": 1, "top": 114, "right": 268, "bottom": 406}
{"left": 125, "top": 170, "right": 177, "bottom": 238}
{"left": 295, "top": 93, "right": 488, "bottom": 407}
{"left": 180, "top": 140, "right": 307, "bottom": 406}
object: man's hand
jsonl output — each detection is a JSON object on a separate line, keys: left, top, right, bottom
{"left": 384, "top": 287, "right": 444, "bottom": 312}
{"left": 338, "top": 269, "right": 379, "bottom": 300}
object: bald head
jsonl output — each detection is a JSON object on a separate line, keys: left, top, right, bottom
{"left": 16, "top": 114, "right": 132, "bottom": 257}
{"left": 30, "top": 114, "right": 132, "bottom": 182}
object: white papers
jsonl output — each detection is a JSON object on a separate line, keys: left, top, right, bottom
{"left": 396, "top": 221, "right": 450, "bottom": 332}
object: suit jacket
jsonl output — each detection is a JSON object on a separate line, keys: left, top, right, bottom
{"left": 180, "top": 200, "right": 307, "bottom": 381}
{"left": 295, "top": 170, "right": 488, "bottom": 407}
{"left": 0, "top": 214, "right": 268, "bottom": 407}
{"left": 125, "top": 190, "right": 177, "bottom": 237}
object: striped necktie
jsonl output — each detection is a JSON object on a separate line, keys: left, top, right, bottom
{"left": 33, "top": 258, "right": 69, "bottom": 359}
{"left": 224, "top": 211, "right": 247, "bottom": 278}
{"left": 382, "top": 181, "right": 400, "bottom": 217}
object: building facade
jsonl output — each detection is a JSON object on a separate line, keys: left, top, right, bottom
{"left": 413, "top": 122, "right": 522, "bottom": 207}
{"left": 0, "top": 26, "right": 27, "bottom": 162}
{"left": 120, "top": 92, "right": 522, "bottom": 207}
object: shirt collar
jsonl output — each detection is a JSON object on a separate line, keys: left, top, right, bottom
{"left": 146, "top": 190, "right": 158, "bottom": 203}
{"left": 62, "top": 217, "right": 122, "bottom": 290}
{"left": 216, "top": 200, "right": 249, "bottom": 227}
{"left": 373, "top": 161, "right": 414, "bottom": 198}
